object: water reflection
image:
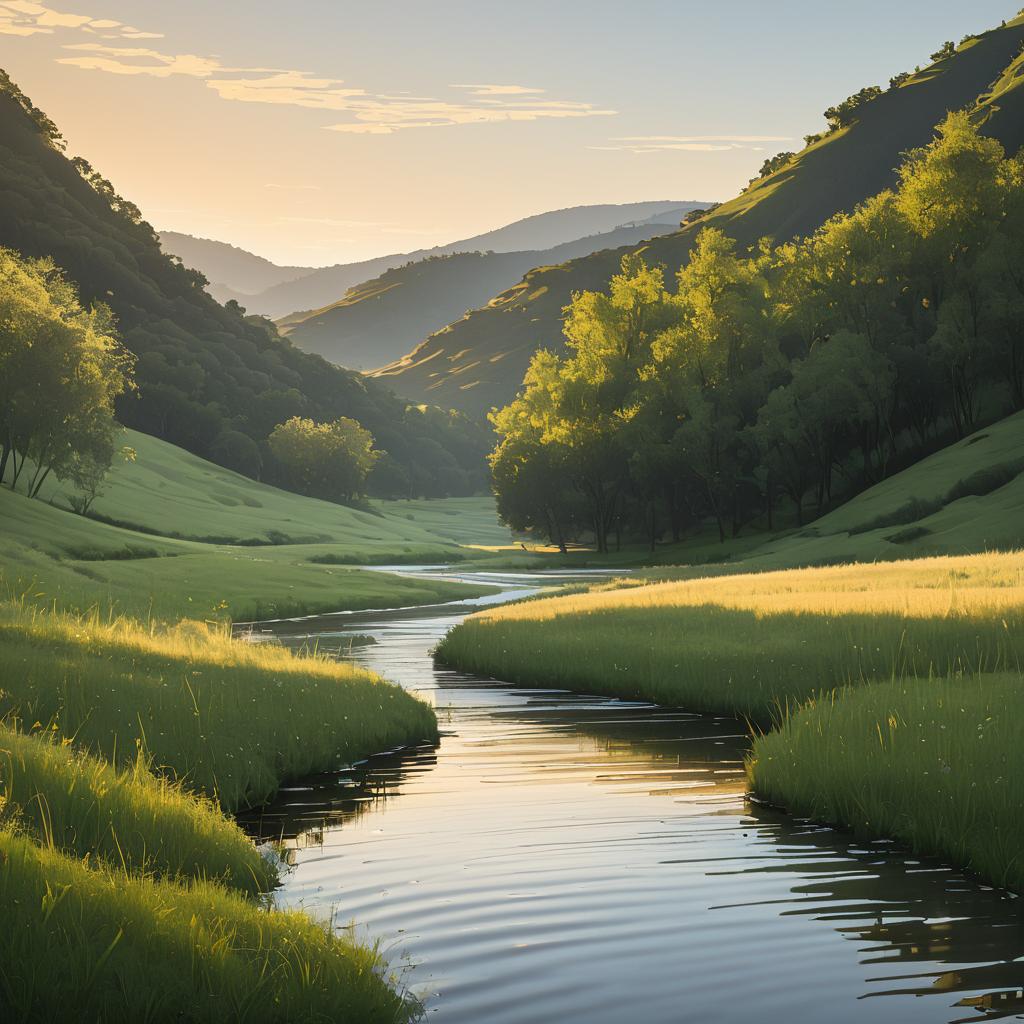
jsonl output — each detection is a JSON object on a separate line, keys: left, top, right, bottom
{"left": 240, "top": 568, "right": 1024, "bottom": 1024}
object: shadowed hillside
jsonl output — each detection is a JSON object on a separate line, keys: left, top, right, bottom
{"left": 0, "top": 71, "right": 488, "bottom": 495}
{"left": 373, "top": 16, "right": 1024, "bottom": 415}
{"left": 280, "top": 215, "right": 707, "bottom": 370}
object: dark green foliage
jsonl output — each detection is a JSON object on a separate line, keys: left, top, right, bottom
{"left": 824, "top": 86, "right": 883, "bottom": 131}
{"left": 0, "top": 74, "right": 488, "bottom": 497}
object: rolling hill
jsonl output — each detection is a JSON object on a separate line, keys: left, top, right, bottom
{"left": 372, "top": 14, "right": 1024, "bottom": 416}
{"left": 163, "top": 201, "right": 696, "bottom": 319}
{"left": 278, "top": 216, "right": 708, "bottom": 370}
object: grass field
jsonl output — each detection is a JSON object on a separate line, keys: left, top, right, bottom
{"left": 35, "top": 427, "right": 509, "bottom": 555}
{"left": 0, "top": 725, "right": 275, "bottom": 894}
{"left": 749, "top": 674, "right": 1024, "bottom": 892}
{"left": 0, "top": 599, "right": 438, "bottom": 810}
{"left": 0, "top": 826, "right": 415, "bottom": 1023}
{"left": 436, "top": 552, "right": 1024, "bottom": 719}
{"left": 0, "top": 594, "right": 438, "bottom": 1018}
{"left": 1, "top": 483, "right": 499, "bottom": 622}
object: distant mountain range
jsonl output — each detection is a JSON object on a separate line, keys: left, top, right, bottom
{"left": 158, "top": 201, "right": 698, "bottom": 318}
{"left": 275, "top": 213, "right": 709, "bottom": 371}
{"left": 371, "top": 16, "right": 1024, "bottom": 415}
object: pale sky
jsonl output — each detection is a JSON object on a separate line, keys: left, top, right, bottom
{"left": 2, "top": 0, "right": 1016, "bottom": 265}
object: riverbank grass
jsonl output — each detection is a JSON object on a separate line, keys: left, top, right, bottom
{"left": 0, "top": 598, "right": 439, "bottom": 809}
{"left": 437, "top": 551, "right": 1024, "bottom": 719}
{"left": 0, "top": 826, "right": 416, "bottom": 1023}
{"left": 749, "top": 674, "right": 1024, "bottom": 892}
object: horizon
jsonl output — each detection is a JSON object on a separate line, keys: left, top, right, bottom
{"left": 2, "top": 0, "right": 1019, "bottom": 264}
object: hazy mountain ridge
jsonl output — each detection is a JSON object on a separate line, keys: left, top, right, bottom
{"left": 279, "top": 213, "right": 710, "bottom": 371}
{"left": 161, "top": 201, "right": 697, "bottom": 317}
{"left": 372, "top": 15, "right": 1024, "bottom": 415}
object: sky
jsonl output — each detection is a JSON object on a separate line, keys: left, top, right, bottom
{"left": 1, "top": 0, "right": 1018, "bottom": 266}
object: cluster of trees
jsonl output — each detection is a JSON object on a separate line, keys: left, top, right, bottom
{"left": 0, "top": 248, "right": 134, "bottom": 501}
{"left": 491, "top": 114, "right": 1024, "bottom": 551}
{"left": 267, "top": 416, "right": 380, "bottom": 503}
{"left": 0, "top": 70, "right": 489, "bottom": 499}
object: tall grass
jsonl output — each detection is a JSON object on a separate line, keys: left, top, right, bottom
{"left": 748, "top": 674, "right": 1024, "bottom": 892}
{"left": 0, "top": 725, "right": 274, "bottom": 895}
{"left": 436, "top": 552, "right": 1024, "bottom": 719}
{"left": 0, "top": 826, "right": 416, "bottom": 1023}
{"left": 0, "top": 600, "right": 439, "bottom": 809}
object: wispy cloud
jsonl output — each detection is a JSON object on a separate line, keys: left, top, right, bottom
{"left": 24, "top": 22, "right": 614, "bottom": 135}
{"left": 594, "top": 134, "right": 793, "bottom": 154}
{"left": 0, "top": 1, "right": 162, "bottom": 39}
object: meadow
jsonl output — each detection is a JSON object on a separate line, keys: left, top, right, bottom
{"left": 0, "top": 593, "right": 437, "bottom": 1019}
{"left": 0, "top": 826, "right": 416, "bottom": 1023}
{"left": 436, "top": 552, "right": 1024, "bottom": 719}
{"left": 0, "top": 598, "right": 438, "bottom": 809}
{"left": 749, "top": 673, "right": 1024, "bottom": 892}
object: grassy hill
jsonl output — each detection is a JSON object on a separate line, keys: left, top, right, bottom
{"left": 280, "top": 217, "right": 707, "bottom": 371}
{"left": 373, "top": 15, "right": 1024, "bottom": 415}
{"left": 2, "top": 427, "right": 511, "bottom": 621}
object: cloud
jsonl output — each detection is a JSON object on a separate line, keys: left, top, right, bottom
{"left": 450, "top": 83, "right": 546, "bottom": 96}
{"left": 594, "top": 134, "right": 793, "bottom": 154}
{"left": 53, "top": 43, "right": 616, "bottom": 134}
{"left": 59, "top": 44, "right": 221, "bottom": 77}
{"left": 0, "top": 2, "right": 163, "bottom": 38}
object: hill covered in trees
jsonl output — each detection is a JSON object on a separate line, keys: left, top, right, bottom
{"left": 278, "top": 216, "right": 708, "bottom": 371}
{"left": 0, "top": 70, "right": 487, "bottom": 498}
{"left": 489, "top": 113, "right": 1024, "bottom": 553}
{"left": 372, "top": 15, "right": 1024, "bottom": 415}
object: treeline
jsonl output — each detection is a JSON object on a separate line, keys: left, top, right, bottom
{"left": 492, "top": 114, "right": 1024, "bottom": 551}
{"left": 0, "top": 70, "right": 488, "bottom": 499}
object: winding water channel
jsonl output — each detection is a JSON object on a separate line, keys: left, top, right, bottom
{"left": 239, "top": 568, "right": 1024, "bottom": 1024}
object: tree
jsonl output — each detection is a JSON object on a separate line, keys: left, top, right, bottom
{"left": 824, "top": 86, "right": 882, "bottom": 131}
{"left": 0, "top": 247, "right": 134, "bottom": 498}
{"left": 268, "top": 416, "right": 380, "bottom": 504}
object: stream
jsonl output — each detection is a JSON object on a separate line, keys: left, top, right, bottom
{"left": 239, "top": 568, "right": 1024, "bottom": 1024}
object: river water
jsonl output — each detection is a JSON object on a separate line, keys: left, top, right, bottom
{"left": 239, "top": 568, "right": 1024, "bottom": 1024}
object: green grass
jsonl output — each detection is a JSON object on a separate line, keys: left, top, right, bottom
{"left": 35, "top": 427, "right": 503, "bottom": 555}
{"left": 0, "top": 826, "right": 415, "bottom": 1023}
{"left": 0, "top": 600, "right": 438, "bottom": 810}
{"left": 749, "top": 674, "right": 1024, "bottom": 892}
{"left": 0, "top": 486, "right": 498, "bottom": 622}
{"left": 436, "top": 552, "right": 1024, "bottom": 720}
{"left": 0, "top": 725, "right": 274, "bottom": 895}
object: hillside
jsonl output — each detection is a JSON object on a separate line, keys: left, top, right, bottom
{"left": 1, "top": 426, "right": 512, "bottom": 620}
{"left": 190, "top": 201, "right": 696, "bottom": 319}
{"left": 280, "top": 218, "right": 706, "bottom": 371}
{"left": 372, "top": 15, "right": 1024, "bottom": 415}
{"left": 158, "top": 231, "right": 312, "bottom": 304}
{"left": 0, "top": 71, "right": 486, "bottom": 495}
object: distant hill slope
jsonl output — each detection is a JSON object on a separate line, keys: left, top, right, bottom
{"left": 168, "top": 201, "right": 696, "bottom": 318}
{"left": 372, "top": 15, "right": 1024, "bottom": 415}
{"left": 279, "top": 217, "right": 707, "bottom": 371}
{"left": 0, "top": 70, "right": 487, "bottom": 495}
{"left": 158, "top": 231, "right": 312, "bottom": 303}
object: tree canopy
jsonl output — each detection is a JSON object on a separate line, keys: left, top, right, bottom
{"left": 491, "top": 114, "right": 1024, "bottom": 551}
{"left": 0, "top": 247, "right": 134, "bottom": 499}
